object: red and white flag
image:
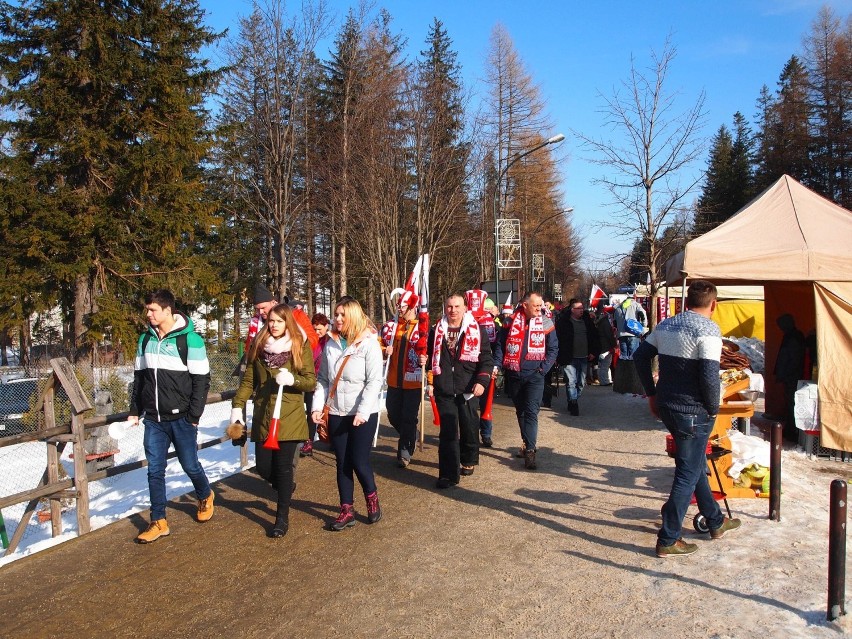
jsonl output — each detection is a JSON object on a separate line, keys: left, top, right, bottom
{"left": 589, "top": 284, "right": 607, "bottom": 307}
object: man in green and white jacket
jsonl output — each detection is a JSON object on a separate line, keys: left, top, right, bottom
{"left": 129, "top": 289, "right": 214, "bottom": 543}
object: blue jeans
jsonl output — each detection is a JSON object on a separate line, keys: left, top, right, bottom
{"left": 658, "top": 407, "right": 723, "bottom": 546}
{"left": 329, "top": 413, "right": 378, "bottom": 505}
{"left": 143, "top": 416, "right": 212, "bottom": 521}
{"left": 506, "top": 372, "right": 545, "bottom": 451}
{"left": 618, "top": 336, "right": 640, "bottom": 359}
{"left": 562, "top": 358, "right": 588, "bottom": 402}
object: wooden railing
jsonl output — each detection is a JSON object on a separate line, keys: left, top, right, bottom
{"left": 0, "top": 357, "right": 241, "bottom": 556}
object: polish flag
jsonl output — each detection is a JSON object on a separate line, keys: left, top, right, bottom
{"left": 589, "top": 284, "right": 607, "bottom": 307}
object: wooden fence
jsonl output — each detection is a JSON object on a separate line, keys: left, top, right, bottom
{"left": 0, "top": 357, "right": 241, "bottom": 556}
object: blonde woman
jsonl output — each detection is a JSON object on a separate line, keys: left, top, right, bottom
{"left": 231, "top": 303, "right": 316, "bottom": 538}
{"left": 312, "top": 298, "right": 384, "bottom": 530}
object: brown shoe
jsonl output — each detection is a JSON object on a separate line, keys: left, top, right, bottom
{"left": 656, "top": 538, "right": 698, "bottom": 558}
{"left": 197, "top": 490, "right": 215, "bottom": 522}
{"left": 524, "top": 449, "right": 537, "bottom": 470}
{"left": 136, "top": 519, "right": 170, "bottom": 544}
{"left": 515, "top": 445, "right": 527, "bottom": 458}
{"left": 710, "top": 516, "right": 742, "bottom": 539}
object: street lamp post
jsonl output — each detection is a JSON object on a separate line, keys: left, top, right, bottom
{"left": 527, "top": 207, "right": 574, "bottom": 292}
{"left": 493, "top": 133, "right": 565, "bottom": 305}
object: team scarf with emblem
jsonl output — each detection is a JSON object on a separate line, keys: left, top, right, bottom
{"left": 503, "top": 311, "right": 546, "bottom": 372}
{"left": 431, "top": 311, "right": 481, "bottom": 375}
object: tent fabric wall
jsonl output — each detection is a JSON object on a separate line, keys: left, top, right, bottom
{"left": 814, "top": 282, "right": 852, "bottom": 451}
{"left": 712, "top": 300, "right": 765, "bottom": 339}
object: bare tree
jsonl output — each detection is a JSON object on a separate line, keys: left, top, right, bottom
{"left": 576, "top": 38, "right": 706, "bottom": 326}
{"left": 481, "top": 24, "right": 566, "bottom": 293}
{"left": 217, "top": 0, "right": 329, "bottom": 297}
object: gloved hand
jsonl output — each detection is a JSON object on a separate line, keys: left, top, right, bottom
{"left": 230, "top": 407, "right": 244, "bottom": 425}
{"left": 276, "top": 368, "right": 295, "bottom": 387}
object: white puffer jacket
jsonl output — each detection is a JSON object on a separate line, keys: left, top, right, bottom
{"left": 312, "top": 328, "right": 383, "bottom": 418}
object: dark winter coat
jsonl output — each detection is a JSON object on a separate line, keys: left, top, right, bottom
{"left": 130, "top": 313, "right": 210, "bottom": 423}
{"left": 554, "top": 310, "right": 601, "bottom": 366}
{"left": 426, "top": 323, "right": 493, "bottom": 396}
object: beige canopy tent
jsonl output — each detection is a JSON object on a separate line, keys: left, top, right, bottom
{"left": 664, "top": 174, "right": 852, "bottom": 451}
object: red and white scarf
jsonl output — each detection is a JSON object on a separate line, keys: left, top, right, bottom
{"left": 503, "top": 311, "right": 546, "bottom": 372}
{"left": 431, "top": 311, "right": 481, "bottom": 375}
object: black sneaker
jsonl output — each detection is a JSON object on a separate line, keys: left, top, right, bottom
{"left": 481, "top": 437, "right": 493, "bottom": 448}
{"left": 436, "top": 477, "right": 459, "bottom": 489}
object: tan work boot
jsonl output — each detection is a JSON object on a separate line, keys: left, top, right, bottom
{"left": 136, "top": 519, "right": 170, "bottom": 544}
{"left": 197, "top": 489, "right": 215, "bottom": 522}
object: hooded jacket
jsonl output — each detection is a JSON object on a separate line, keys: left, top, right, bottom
{"left": 130, "top": 312, "right": 210, "bottom": 423}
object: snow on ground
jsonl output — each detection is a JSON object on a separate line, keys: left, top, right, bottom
{"left": 0, "top": 400, "right": 254, "bottom": 567}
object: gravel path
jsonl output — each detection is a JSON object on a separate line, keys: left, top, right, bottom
{"left": 1, "top": 384, "right": 850, "bottom": 638}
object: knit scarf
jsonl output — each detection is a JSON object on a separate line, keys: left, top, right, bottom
{"left": 503, "top": 311, "right": 546, "bottom": 372}
{"left": 431, "top": 312, "right": 480, "bottom": 375}
{"left": 262, "top": 333, "right": 292, "bottom": 369}
{"left": 245, "top": 312, "right": 264, "bottom": 351}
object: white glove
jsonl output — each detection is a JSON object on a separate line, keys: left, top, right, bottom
{"left": 230, "top": 407, "right": 244, "bottom": 425}
{"left": 276, "top": 368, "right": 295, "bottom": 387}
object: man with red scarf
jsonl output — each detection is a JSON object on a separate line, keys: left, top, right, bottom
{"left": 421, "top": 294, "right": 492, "bottom": 489}
{"left": 494, "top": 291, "right": 559, "bottom": 470}
{"left": 381, "top": 292, "right": 422, "bottom": 468}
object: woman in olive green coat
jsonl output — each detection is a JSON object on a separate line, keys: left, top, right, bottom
{"left": 231, "top": 303, "right": 316, "bottom": 537}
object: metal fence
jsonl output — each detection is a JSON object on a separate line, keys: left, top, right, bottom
{"left": 0, "top": 346, "right": 241, "bottom": 552}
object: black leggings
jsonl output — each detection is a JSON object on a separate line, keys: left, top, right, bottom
{"left": 255, "top": 440, "right": 299, "bottom": 516}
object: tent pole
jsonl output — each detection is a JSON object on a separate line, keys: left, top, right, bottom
{"left": 680, "top": 272, "right": 688, "bottom": 314}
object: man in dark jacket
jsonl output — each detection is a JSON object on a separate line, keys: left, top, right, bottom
{"left": 554, "top": 299, "right": 601, "bottom": 416}
{"left": 774, "top": 313, "right": 806, "bottom": 441}
{"left": 422, "top": 294, "right": 493, "bottom": 489}
{"left": 494, "top": 292, "right": 559, "bottom": 470}
{"left": 129, "top": 289, "right": 214, "bottom": 543}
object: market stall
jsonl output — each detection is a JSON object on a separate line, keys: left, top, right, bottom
{"left": 664, "top": 174, "right": 852, "bottom": 451}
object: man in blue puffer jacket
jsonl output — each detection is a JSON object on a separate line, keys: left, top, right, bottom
{"left": 129, "top": 289, "right": 213, "bottom": 544}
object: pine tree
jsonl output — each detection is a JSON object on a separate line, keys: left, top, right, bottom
{"left": 754, "top": 56, "right": 811, "bottom": 191}
{"left": 0, "top": 0, "right": 221, "bottom": 362}
{"left": 694, "top": 112, "right": 754, "bottom": 235}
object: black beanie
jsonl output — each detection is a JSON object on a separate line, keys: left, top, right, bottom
{"left": 253, "top": 282, "right": 275, "bottom": 304}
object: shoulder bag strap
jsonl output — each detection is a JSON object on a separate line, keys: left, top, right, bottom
{"left": 325, "top": 354, "right": 352, "bottom": 407}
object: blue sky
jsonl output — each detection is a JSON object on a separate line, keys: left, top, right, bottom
{"left": 199, "top": 0, "right": 852, "bottom": 269}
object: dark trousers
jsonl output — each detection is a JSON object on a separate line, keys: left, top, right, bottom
{"left": 329, "top": 413, "right": 378, "bottom": 505}
{"left": 304, "top": 391, "right": 316, "bottom": 441}
{"left": 505, "top": 372, "right": 545, "bottom": 451}
{"left": 386, "top": 386, "right": 422, "bottom": 461}
{"left": 255, "top": 440, "right": 299, "bottom": 522}
{"left": 782, "top": 379, "right": 799, "bottom": 441}
{"left": 434, "top": 394, "right": 480, "bottom": 483}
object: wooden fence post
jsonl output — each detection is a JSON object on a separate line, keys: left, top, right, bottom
{"left": 49, "top": 358, "right": 93, "bottom": 535}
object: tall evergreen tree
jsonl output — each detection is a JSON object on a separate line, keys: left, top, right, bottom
{"left": 694, "top": 112, "right": 754, "bottom": 234}
{"left": 0, "top": 0, "right": 220, "bottom": 362}
{"left": 754, "top": 56, "right": 811, "bottom": 191}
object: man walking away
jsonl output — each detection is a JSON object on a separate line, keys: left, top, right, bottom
{"left": 634, "top": 280, "right": 740, "bottom": 558}
{"left": 129, "top": 289, "right": 214, "bottom": 543}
